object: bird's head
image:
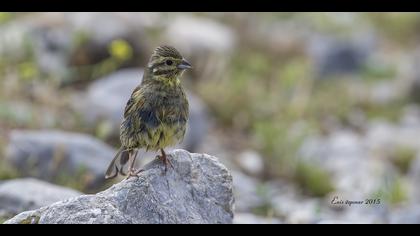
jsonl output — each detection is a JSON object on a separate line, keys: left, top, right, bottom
{"left": 147, "top": 46, "right": 192, "bottom": 80}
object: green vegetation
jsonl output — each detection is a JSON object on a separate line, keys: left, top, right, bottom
{"left": 391, "top": 147, "right": 417, "bottom": 174}
{"left": 373, "top": 176, "right": 409, "bottom": 206}
{"left": 294, "top": 161, "right": 335, "bottom": 197}
{"left": 0, "top": 158, "right": 20, "bottom": 180}
{"left": 0, "top": 12, "right": 13, "bottom": 24}
{"left": 0, "top": 216, "right": 8, "bottom": 224}
{"left": 252, "top": 183, "right": 276, "bottom": 217}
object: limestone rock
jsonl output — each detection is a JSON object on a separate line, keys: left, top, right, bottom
{"left": 4, "top": 150, "right": 234, "bottom": 224}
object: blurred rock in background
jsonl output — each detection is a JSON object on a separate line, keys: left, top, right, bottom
{"left": 0, "top": 178, "right": 81, "bottom": 220}
{"left": 307, "top": 33, "right": 376, "bottom": 78}
{"left": 164, "top": 15, "right": 236, "bottom": 82}
{"left": 5, "top": 130, "right": 116, "bottom": 191}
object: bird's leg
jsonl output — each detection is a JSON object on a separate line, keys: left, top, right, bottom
{"left": 130, "top": 150, "right": 145, "bottom": 176}
{"left": 157, "top": 149, "right": 173, "bottom": 172}
{"left": 128, "top": 150, "right": 138, "bottom": 175}
{"left": 123, "top": 151, "right": 133, "bottom": 180}
{"left": 126, "top": 150, "right": 144, "bottom": 179}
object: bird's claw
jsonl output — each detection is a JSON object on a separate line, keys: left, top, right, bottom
{"left": 124, "top": 168, "right": 144, "bottom": 180}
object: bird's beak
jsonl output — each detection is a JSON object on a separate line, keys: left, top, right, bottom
{"left": 178, "top": 59, "right": 192, "bottom": 70}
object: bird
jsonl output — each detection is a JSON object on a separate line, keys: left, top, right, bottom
{"left": 105, "top": 45, "right": 191, "bottom": 180}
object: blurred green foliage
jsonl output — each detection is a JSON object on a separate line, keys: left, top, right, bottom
{"left": 391, "top": 147, "right": 416, "bottom": 174}
{"left": 373, "top": 175, "right": 409, "bottom": 206}
{"left": 0, "top": 12, "right": 13, "bottom": 24}
{"left": 294, "top": 161, "right": 335, "bottom": 197}
{"left": 365, "top": 13, "right": 420, "bottom": 46}
{"left": 252, "top": 183, "right": 276, "bottom": 217}
{"left": 0, "top": 158, "right": 20, "bottom": 180}
{"left": 0, "top": 216, "right": 8, "bottom": 224}
{"left": 18, "top": 62, "right": 39, "bottom": 81}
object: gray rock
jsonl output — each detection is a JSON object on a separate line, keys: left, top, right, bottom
{"left": 0, "top": 21, "right": 29, "bottom": 60}
{"left": 4, "top": 150, "right": 234, "bottom": 224}
{"left": 30, "top": 25, "right": 73, "bottom": 77}
{"left": 408, "top": 48, "right": 420, "bottom": 104}
{"left": 0, "top": 13, "right": 73, "bottom": 77}
{"left": 389, "top": 205, "right": 420, "bottom": 224}
{"left": 164, "top": 15, "right": 236, "bottom": 81}
{"left": 409, "top": 154, "right": 420, "bottom": 203}
{"left": 369, "top": 81, "right": 402, "bottom": 105}
{"left": 75, "top": 68, "right": 209, "bottom": 152}
{"left": 235, "top": 150, "right": 265, "bottom": 176}
{"left": 307, "top": 33, "right": 375, "bottom": 77}
{"left": 81, "top": 69, "right": 143, "bottom": 126}
{"left": 401, "top": 105, "right": 420, "bottom": 128}
{"left": 0, "top": 178, "right": 81, "bottom": 217}
{"left": 5, "top": 130, "right": 116, "bottom": 189}
{"left": 231, "top": 170, "right": 266, "bottom": 212}
{"left": 271, "top": 193, "right": 320, "bottom": 224}
{"left": 66, "top": 12, "right": 150, "bottom": 68}
{"left": 165, "top": 15, "right": 236, "bottom": 55}
{"left": 366, "top": 120, "right": 420, "bottom": 153}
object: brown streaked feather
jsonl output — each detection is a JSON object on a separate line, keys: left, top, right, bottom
{"left": 105, "top": 148, "right": 134, "bottom": 179}
{"left": 105, "top": 148, "right": 123, "bottom": 179}
{"left": 124, "top": 85, "right": 144, "bottom": 118}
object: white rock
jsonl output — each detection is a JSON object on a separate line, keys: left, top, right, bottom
{"left": 165, "top": 16, "right": 236, "bottom": 55}
{"left": 237, "top": 150, "right": 265, "bottom": 176}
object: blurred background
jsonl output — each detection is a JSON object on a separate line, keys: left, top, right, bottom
{"left": 1, "top": 12, "right": 420, "bottom": 224}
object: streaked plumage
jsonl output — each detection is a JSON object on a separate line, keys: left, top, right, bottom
{"left": 105, "top": 46, "right": 191, "bottom": 179}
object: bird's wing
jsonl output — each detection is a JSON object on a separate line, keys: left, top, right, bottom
{"left": 124, "top": 85, "right": 145, "bottom": 118}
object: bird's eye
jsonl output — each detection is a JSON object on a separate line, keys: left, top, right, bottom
{"left": 166, "top": 60, "right": 173, "bottom": 66}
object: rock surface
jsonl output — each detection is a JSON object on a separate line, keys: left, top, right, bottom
{"left": 5, "top": 130, "right": 116, "bottom": 189}
{"left": 4, "top": 150, "right": 234, "bottom": 224}
{"left": 0, "top": 178, "right": 81, "bottom": 218}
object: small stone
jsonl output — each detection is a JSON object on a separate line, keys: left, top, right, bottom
{"left": 236, "top": 150, "right": 265, "bottom": 176}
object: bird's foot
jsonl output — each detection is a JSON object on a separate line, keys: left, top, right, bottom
{"left": 157, "top": 154, "right": 174, "bottom": 173}
{"left": 124, "top": 168, "right": 144, "bottom": 180}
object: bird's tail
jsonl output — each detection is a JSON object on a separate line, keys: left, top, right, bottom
{"left": 105, "top": 148, "right": 131, "bottom": 179}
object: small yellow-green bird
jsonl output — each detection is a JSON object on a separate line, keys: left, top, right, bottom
{"left": 105, "top": 46, "right": 191, "bottom": 179}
